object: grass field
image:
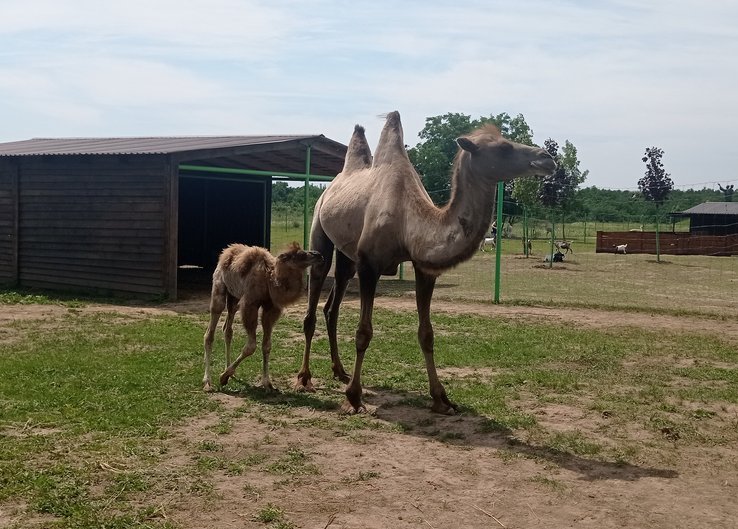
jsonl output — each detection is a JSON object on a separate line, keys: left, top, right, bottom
{"left": 1, "top": 290, "right": 737, "bottom": 528}
{"left": 271, "top": 209, "right": 737, "bottom": 317}
{"left": 1, "top": 209, "right": 734, "bottom": 527}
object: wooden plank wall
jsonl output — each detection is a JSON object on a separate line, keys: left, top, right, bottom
{"left": 17, "top": 155, "right": 170, "bottom": 295}
{"left": 596, "top": 231, "right": 738, "bottom": 256}
{"left": 0, "top": 159, "right": 18, "bottom": 285}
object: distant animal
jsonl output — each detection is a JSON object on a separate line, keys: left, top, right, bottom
{"left": 544, "top": 251, "right": 565, "bottom": 263}
{"left": 554, "top": 241, "right": 573, "bottom": 254}
{"left": 614, "top": 244, "right": 628, "bottom": 254}
{"left": 202, "top": 242, "right": 323, "bottom": 392}
{"left": 297, "top": 111, "right": 556, "bottom": 415}
{"left": 479, "top": 236, "right": 496, "bottom": 252}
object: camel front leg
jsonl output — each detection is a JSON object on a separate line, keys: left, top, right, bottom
{"left": 260, "top": 304, "right": 283, "bottom": 391}
{"left": 415, "top": 268, "right": 457, "bottom": 415}
{"left": 296, "top": 228, "right": 334, "bottom": 392}
{"left": 343, "top": 263, "right": 379, "bottom": 414}
{"left": 220, "top": 304, "right": 259, "bottom": 387}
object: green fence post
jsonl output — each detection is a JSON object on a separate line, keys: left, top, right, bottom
{"left": 303, "top": 146, "right": 312, "bottom": 250}
{"left": 494, "top": 181, "right": 504, "bottom": 303}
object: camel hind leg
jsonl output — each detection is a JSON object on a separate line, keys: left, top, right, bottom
{"left": 203, "top": 281, "right": 228, "bottom": 392}
{"left": 323, "top": 251, "right": 355, "bottom": 383}
{"left": 220, "top": 303, "right": 259, "bottom": 387}
{"left": 296, "top": 214, "right": 334, "bottom": 391}
{"left": 222, "top": 293, "right": 239, "bottom": 369}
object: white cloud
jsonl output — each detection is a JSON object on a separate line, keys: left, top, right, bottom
{"left": 0, "top": 0, "right": 736, "bottom": 189}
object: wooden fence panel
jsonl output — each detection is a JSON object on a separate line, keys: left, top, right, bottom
{"left": 597, "top": 231, "right": 737, "bottom": 256}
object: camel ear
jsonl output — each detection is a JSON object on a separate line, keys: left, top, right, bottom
{"left": 457, "top": 137, "right": 478, "bottom": 154}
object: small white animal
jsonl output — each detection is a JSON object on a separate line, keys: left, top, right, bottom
{"left": 614, "top": 244, "right": 628, "bottom": 254}
{"left": 479, "top": 237, "right": 496, "bottom": 252}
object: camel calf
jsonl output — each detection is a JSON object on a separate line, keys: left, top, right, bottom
{"left": 203, "top": 242, "right": 322, "bottom": 392}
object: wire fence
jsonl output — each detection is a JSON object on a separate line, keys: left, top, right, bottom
{"left": 271, "top": 201, "right": 738, "bottom": 318}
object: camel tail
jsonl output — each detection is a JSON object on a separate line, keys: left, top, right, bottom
{"left": 373, "top": 110, "right": 409, "bottom": 167}
{"left": 342, "top": 123, "right": 373, "bottom": 173}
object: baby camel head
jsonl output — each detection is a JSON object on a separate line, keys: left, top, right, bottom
{"left": 276, "top": 242, "right": 323, "bottom": 270}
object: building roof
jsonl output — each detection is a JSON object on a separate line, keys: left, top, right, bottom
{"left": 0, "top": 135, "right": 339, "bottom": 156}
{"left": 675, "top": 201, "right": 738, "bottom": 216}
{"left": 0, "top": 134, "right": 348, "bottom": 178}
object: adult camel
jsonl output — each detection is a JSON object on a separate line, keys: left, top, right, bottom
{"left": 296, "top": 111, "right": 556, "bottom": 414}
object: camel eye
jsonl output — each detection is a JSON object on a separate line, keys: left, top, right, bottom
{"left": 499, "top": 142, "right": 514, "bottom": 155}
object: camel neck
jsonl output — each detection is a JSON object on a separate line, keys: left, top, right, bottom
{"left": 411, "top": 155, "right": 496, "bottom": 272}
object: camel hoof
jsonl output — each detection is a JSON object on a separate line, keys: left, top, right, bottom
{"left": 333, "top": 368, "right": 350, "bottom": 384}
{"left": 219, "top": 372, "right": 232, "bottom": 386}
{"left": 341, "top": 400, "right": 366, "bottom": 415}
{"left": 203, "top": 381, "right": 214, "bottom": 392}
{"left": 293, "top": 379, "right": 315, "bottom": 393}
{"left": 262, "top": 382, "right": 279, "bottom": 393}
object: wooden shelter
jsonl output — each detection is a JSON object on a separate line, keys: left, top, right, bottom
{"left": 671, "top": 201, "right": 738, "bottom": 236}
{"left": 0, "top": 135, "right": 346, "bottom": 299}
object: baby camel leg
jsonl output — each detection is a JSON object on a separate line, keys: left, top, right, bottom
{"left": 222, "top": 293, "right": 239, "bottom": 368}
{"left": 219, "top": 303, "right": 259, "bottom": 386}
{"left": 259, "top": 303, "right": 283, "bottom": 391}
{"left": 203, "top": 284, "right": 227, "bottom": 392}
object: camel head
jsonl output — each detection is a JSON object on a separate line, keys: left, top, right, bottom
{"left": 456, "top": 125, "right": 556, "bottom": 181}
{"left": 277, "top": 242, "right": 324, "bottom": 270}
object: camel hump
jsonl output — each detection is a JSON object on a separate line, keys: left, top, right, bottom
{"left": 342, "top": 124, "right": 373, "bottom": 173}
{"left": 373, "top": 110, "right": 410, "bottom": 167}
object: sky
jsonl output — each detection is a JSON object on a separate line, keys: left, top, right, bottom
{"left": 1, "top": 0, "right": 737, "bottom": 191}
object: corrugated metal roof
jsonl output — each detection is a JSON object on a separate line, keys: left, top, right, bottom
{"left": 0, "top": 135, "right": 327, "bottom": 156}
{"left": 677, "top": 201, "right": 738, "bottom": 216}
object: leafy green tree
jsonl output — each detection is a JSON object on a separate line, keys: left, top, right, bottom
{"left": 538, "top": 139, "right": 588, "bottom": 240}
{"left": 408, "top": 112, "right": 536, "bottom": 205}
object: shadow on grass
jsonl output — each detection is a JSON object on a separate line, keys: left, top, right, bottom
{"left": 371, "top": 393, "right": 679, "bottom": 482}
{"left": 220, "top": 379, "right": 678, "bottom": 483}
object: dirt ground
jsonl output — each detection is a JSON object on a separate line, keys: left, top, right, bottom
{"left": 3, "top": 294, "right": 738, "bottom": 528}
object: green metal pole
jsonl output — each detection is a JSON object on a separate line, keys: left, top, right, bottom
{"left": 655, "top": 214, "right": 661, "bottom": 263}
{"left": 549, "top": 210, "right": 555, "bottom": 269}
{"left": 303, "top": 146, "right": 312, "bottom": 250}
{"left": 494, "top": 181, "right": 504, "bottom": 303}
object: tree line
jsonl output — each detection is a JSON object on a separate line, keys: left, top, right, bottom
{"left": 272, "top": 111, "right": 728, "bottom": 222}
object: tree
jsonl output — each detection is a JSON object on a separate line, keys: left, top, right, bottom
{"left": 408, "top": 112, "right": 535, "bottom": 205}
{"left": 638, "top": 147, "right": 673, "bottom": 205}
{"left": 537, "top": 139, "right": 589, "bottom": 240}
{"left": 408, "top": 113, "right": 476, "bottom": 205}
{"left": 718, "top": 183, "right": 734, "bottom": 202}
{"left": 638, "top": 146, "right": 673, "bottom": 262}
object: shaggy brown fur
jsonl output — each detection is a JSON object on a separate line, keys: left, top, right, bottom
{"left": 202, "top": 242, "right": 322, "bottom": 392}
{"left": 297, "top": 111, "right": 556, "bottom": 415}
